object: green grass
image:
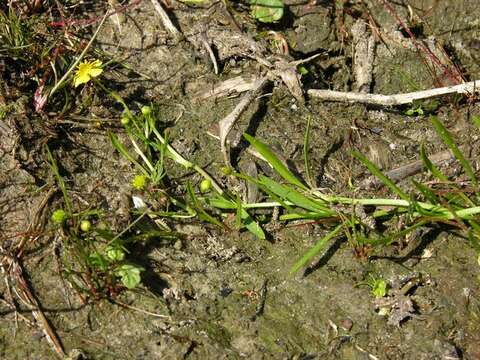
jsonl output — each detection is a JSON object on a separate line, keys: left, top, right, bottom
{"left": 237, "top": 116, "right": 480, "bottom": 273}
{"left": 106, "top": 103, "right": 480, "bottom": 276}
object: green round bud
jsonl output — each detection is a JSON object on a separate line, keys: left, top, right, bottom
{"left": 141, "top": 106, "right": 152, "bottom": 116}
{"left": 120, "top": 115, "right": 130, "bottom": 125}
{"left": 132, "top": 174, "right": 148, "bottom": 190}
{"left": 199, "top": 179, "right": 212, "bottom": 193}
{"left": 51, "top": 209, "right": 67, "bottom": 224}
{"left": 80, "top": 220, "right": 92, "bottom": 232}
{"left": 221, "top": 166, "right": 233, "bottom": 176}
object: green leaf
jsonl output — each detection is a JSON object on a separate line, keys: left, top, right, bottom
{"left": 472, "top": 115, "right": 480, "bottom": 129}
{"left": 45, "top": 145, "right": 73, "bottom": 213}
{"left": 298, "top": 66, "right": 309, "bottom": 75}
{"left": 109, "top": 132, "right": 149, "bottom": 177}
{"left": 115, "top": 264, "right": 144, "bottom": 289}
{"left": 371, "top": 279, "right": 387, "bottom": 298}
{"left": 258, "top": 175, "right": 333, "bottom": 215}
{"left": 420, "top": 144, "right": 448, "bottom": 181}
{"left": 412, "top": 179, "right": 439, "bottom": 204}
{"left": 240, "top": 208, "right": 266, "bottom": 239}
{"left": 206, "top": 195, "right": 237, "bottom": 210}
{"left": 186, "top": 182, "right": 224, "bottom": 228}
{"left": 244, "top": 133, "right": 307, "bottom": 190}
{"left": 251, "top": 0, "right": 284, "bottom": 23}
{"left": 352, "top": 151, "right": 410, "bottom": 201}
{"left": 430, "top": 116, "right": 477, "bottom": 186}
{"left": 290, "top": 224, "right": 343, "bottom": 274}
{"left": 303, "top": 115, "right": 313, "bottom": 187}
{"left": 405, "top": 108, "right": 415, "bottom": 116}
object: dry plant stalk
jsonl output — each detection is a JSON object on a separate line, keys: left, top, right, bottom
{"left": 308, "top": 80, "right": 480, "bottom": 106}
{"left": 1, "top": 256, "right": 65, "bottom": 356}
{"left": 150, "top": 0, "right": 184, "bottom": 42}
{"left": 218, "top": 77, "right": 269, "bottom": 165}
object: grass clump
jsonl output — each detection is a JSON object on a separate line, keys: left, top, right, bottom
{"left": 231, "top": 116, "right": 480, "bottom": 273}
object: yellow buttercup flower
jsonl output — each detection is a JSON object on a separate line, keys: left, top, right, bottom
{"left": 73, "top": 59, "right": 103, "bottom": 87}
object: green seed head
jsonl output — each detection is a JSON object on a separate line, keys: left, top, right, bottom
{"left": 141, "top": 105, "right": 152, "bottom": 117}
{"left": 120, "top": 115, "right": 130, "bottom": 125}
{"left": 132, "top": 174, "right": 148, "bottom": 190}
{"left": 200, "top": 179, "right": 212, "bottom": 193}
{"left": 51, "top": 209, "right": 67, "bottom": 224}
{"left": 80, "top": 220, "right": 92, "bottom": 232}
{"left": 221, "top": 166, "right": 233, "bottom": 176}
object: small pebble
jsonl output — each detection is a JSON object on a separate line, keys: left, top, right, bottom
{"left": 173, "top": 239, "right": 183, "bottom": 250}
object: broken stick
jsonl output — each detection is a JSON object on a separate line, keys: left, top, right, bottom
{"left": 150, "top": 0, "right": 183, "bottom": 42}
{"left": 308, "top": 80, "right": 480, "bottom": 106}
{"left": 218, "top": 77, "right": 269, "bottom": 166}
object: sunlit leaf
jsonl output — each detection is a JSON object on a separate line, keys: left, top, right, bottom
{"left": 251, "top": 0, "right": 284, "bottom": 23}
{"left": 244, "top": 133, "right": 307, "bottom": 190}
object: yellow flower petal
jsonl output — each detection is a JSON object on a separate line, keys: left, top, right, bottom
{"left": 89, "top": 67, "right": 103, "bottom": 78}
{"left": 73, "top": 59, "right": 103, "bottom": 87}
{"left": 74, "top": 73, "right": 91, "bottom": 87}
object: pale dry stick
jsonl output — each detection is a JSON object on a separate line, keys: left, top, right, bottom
{"left": 308, "top": 80, "right": 480, "bottom": 106}
{"left": 5, "top": 256, "right": 65, "bottom": 356}
{"left": 112, "top": 299, "right": 171, "bottom": 319}
{"left": 359, "top": 147, "right": 462, "bottom": 189}
{"left": 199, "top": 26, "right": 218, "bottom": 75}
{"left": 199, "top": 76, "right": 260, "bottom": 100}
{"left": 218, "top": 77, "right": 269, "bottom": 166}
{"left": 150, "top": 0, "right": 184, "bottom": 42}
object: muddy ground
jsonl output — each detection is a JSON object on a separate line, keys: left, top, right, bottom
{"left": 1, "top": 0, "right": 480, "bottom": 359}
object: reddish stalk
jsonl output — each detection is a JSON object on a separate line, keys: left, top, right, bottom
{"left": 381, "top": 0, "right": 464, "bottom": 86}
{"left": 49, "top": 0, "right": 142, "bottom": 28}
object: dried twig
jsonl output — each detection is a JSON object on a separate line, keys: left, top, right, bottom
{"left": 150, "top": 0, "right": 183, "bottom": 42}
{"left": 112, "top": 299, "right": 171, "bottom": 319}
{"left": 198, "top": 76, "right": 260, "bottom": 100}
{"left": 2, "top": 255, "right": 65, "bottom": 357}
{"left": 308, "top": 80, "right": 480, "bottom": 106}
{"left": 218, "top": 77, "right": 269, "bottom": 166}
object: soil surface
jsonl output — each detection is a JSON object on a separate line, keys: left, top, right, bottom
{"left": 1, "top": 1, "right": 480, "bottom": 359}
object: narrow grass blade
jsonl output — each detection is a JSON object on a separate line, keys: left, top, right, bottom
{"left": 235, "top": 196, "right": 243, "bottom": 230}
{"left": 258, "top": 175, "right": 325, "bottom": 211}
{"left": 303, "top": 115, "right": 314, "bottom": 187}
{"left": 370, "top": 220, "right": 427, "bottom": 247}
{"left": 290, "top": 224, "right": 344, "bottom": 274}
{"left": 186, "top": 182, "right": 224, "bottom": 228}
{"left": 280, "top": 212, "right": 337, "bottom": 221}
{"left": 45, "top": 145, "right": 72, "bottom": 213}
{"left": 352, "top": 151, "right": 410, "bottom": 201}
{"left": 244, "top": 133, "right": 307, "bottom": 190}
{"left": 467, "top": 220, "right": 480, "bottom": 253}
{"left": 412, "top": 179, "right": 439, "bottom": 204}
{"left": 259, "top": 176, "right": 336, "bottom": 217}
{"left": 430, "top": 116, "right": 477, "bottom": 186}
{"left": 234, "top": 170, "right": 295, "bottom": 211}
{"left": 420, "top": 144, "right": 448, "bottom": 181}
{"left": 206, "top": 195, "right": 237, "bottom": 210}
{"left": 240, "top": 208, "right": 266, "bottom": 240}
{"left": 109, "top": 132, "right": 149, "bottom": 177}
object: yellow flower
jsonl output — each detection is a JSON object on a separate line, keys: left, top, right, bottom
{"left": 73, "top": 59, "right": 103, "bottom": 87}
